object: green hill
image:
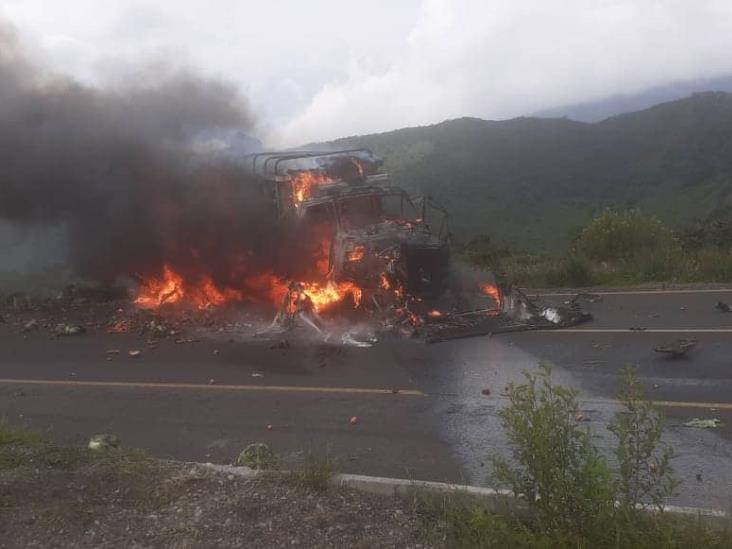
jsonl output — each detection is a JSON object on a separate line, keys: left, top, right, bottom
{"left": 325, "top": 92, "right": 732, "bottom": 250}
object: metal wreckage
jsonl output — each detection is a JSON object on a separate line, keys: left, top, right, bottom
{"left": 244, "top": 149, "right": 592, "bottom": 342}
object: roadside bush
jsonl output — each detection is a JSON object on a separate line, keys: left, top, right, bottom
{"left": 625, "top": 244, "right": 697, "bottom": 283}
{"left": 464, "top": 209, "right": 732, "bottom": 287}
{"left": 543, "top": 254, "right": 596, "bottom": 287}
{"left": 575, "top": 209, "right": 675, "bottom": 262}
{"left": 490, "top": 365, "right": 682, "bottom": 546}
{"left": 492, "top": 366, "right": 615, "bottom": 537}
{"left": 463, "top": 234, "right": 509, "bottom": 273}
{"left": 609, "top": 367, "right": 679, "bottom": 514}
{"left": 695, "top": 247, "right": 732, "bottom": 282}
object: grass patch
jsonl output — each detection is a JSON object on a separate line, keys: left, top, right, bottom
{"left": 285, "top": 452, "right": 338, "bottom": 492}
{"left": 0, "top": 422, "right": 45, "bottom": 470}
{"left": 0, "top": 423, "right": 43, "bottom": 447}
{"left": 418, "top": 492, "right": 731, "bottom": 548}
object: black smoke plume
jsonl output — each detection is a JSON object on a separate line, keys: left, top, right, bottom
{"left": 0, "top": 20, "right": 279, "bottom": 292}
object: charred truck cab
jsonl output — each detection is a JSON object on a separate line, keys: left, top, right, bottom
{"left": 244, "top": 149, "right": 450, "bottom": 306}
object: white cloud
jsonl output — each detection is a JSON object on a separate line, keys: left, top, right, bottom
{"left": 278, "top": 0, "right": 732, "bottom": 145}
{"left": 3, "top": 0, "right": 732, "bottom": 146}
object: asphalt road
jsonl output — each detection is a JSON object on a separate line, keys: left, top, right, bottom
{"left": 2, "top": 288, "right": 732, "bottom": 508}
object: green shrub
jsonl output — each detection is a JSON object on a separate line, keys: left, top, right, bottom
{"left": 695, "top": 247, "right": 732, "bottom": 282}
{"left": 543, "top": 254, "right": 596, "bottom": 287}
{"left": 624, "top": 244, "right": 696, "bottom": 283}
{"left": 609, "top": 367, "right": 679, "bottom": 514}
{"left": 490, "top": 366, "right": 683, "bottom": 545}
{"left": 575, "top": 210, "right": 675, "bottom": 262}
{"left": 491, "top": 366, "right": 615, "bottom": 536}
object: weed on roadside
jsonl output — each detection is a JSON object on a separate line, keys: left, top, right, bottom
{"left": 285, "top": 451, "right": 338, "bottom": 492}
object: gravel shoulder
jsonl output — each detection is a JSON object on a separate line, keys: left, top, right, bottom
{"left": 0, "top": 431, "right": 428, "bottom": 548}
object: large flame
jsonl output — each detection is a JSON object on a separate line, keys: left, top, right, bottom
{"left": 300, "top": 280, "right": 362, "bottom": 313}
{"left": 290, "top": 171, "right": 332, "bottom": 205}
{"left": 135, "top": 265, "right": 243, "bottom": 310}
{"left": 134, "top": 264, "right": 361, "bottom": 314}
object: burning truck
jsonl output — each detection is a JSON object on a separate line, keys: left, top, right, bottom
{"left": 129, "top": 148, "right": 590, "bottom": 341}
{"left": 244, "top": 149, "right": 450, "bottom": 315}
{"left": 236, "top": 149, "right": 591, "bottom": 340}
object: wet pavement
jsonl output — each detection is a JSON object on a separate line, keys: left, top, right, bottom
{"left": 1, "top": 288, "right": 731, "bottom": 509}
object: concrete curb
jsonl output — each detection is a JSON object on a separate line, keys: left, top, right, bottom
{"left": 200, "top": 463, "right": 727, "bottom": 520}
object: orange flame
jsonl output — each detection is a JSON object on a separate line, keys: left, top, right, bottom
{"left": 263, "top": 277, "right": 363, "bottom": 314}
{"left": 379, "top": 273, "right": 391, "bottom": 290}
{"left": 135, "top": 265, "right": 184, "bottom": 308}
{"left": 135, "top": 265, "right": 243, "bottom": 310}
{"left": 347, "top": 245, "right": 365, "bottom": 262}
{"left": 301, "top": 280, "right": 362, "bottom": 312}
{"left": 290, "top": 171, "right": 332, "bottom": 205}
{"left": 480, "top": 283, "right": 502, "bottom": 307}
{"left": 427, "top": 309, "right": 442, "bottom": 318}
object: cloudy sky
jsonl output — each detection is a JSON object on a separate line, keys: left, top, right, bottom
{"left": 2, "top": 0, "right": 732, "bottom": 146}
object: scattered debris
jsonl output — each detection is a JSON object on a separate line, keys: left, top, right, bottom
{"left": 88, "top": 433, "right": 121, "bottom": 451}
{"left": 715, "top": 301, "right": 731, "bottom": 313}
{"left": 270, "top": 339, "right": 290, "bottom": 350}
{"left": 128, "top": 350, "right": 142, "bottom": 358}
{"left": 481, "top": 388, "right": 491, "bottom": 396}
{"left": 696, "top": 473, "right": 703, "bottom": 482}
{"left": 7, "top": 292, "right": 32, "bottom": 311}
{"left": 235, "top": 442, "right": 277, "bottom": 469}
{"left": 341, "top": 331, "right": 374, "bottom": 347}
{"left": 107, "top": 319, "right": 131, "bottom": 334}
{"left": 683, "top": 418, "right": 721, "bottom": 429}
{"left": 174, "top": 338, "right": 199, "bottom": 344}
{"left": 251, "top": 373, "right": 264, "bottom": 378}
{"left": 212, "top": 349, "right": 219, "bottom": 355}
{"left": 350, "top": 416, "right": 360, "bottom": 425}
{"left": 266, "top": 424, "right": 273, "bottom": 431}
{"left": 208, "top": 378, "right": 216, "bottom": 385}
{"left": 573, "top": 292, "right": 603, "bottom": 304}
{"left": 22, "top": 319, "right": 38, "bottom": 332}
{"left": 629, "top": 326, "right": 647, "bottom": 331}
{"left": 575, "top": 411, "right": 588, "bottom": 422}
{"left": 54, "top": 323, "right": 86, "bottom": 336}
{"left": 145, "top": 320, "right": 172, "bottom": 338}
{"left": 654, "top": 338, "right": 697, "bottom": 358}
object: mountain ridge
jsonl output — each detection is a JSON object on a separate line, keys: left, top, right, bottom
{"left": 323, "top": 92, "right": 732, "bottom": 250}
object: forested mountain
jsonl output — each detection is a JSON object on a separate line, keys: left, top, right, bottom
{"left": 325, "top": 92, "right": 732, "bottom": 250}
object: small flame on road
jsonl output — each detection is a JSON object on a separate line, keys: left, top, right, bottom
{"left": 480, "top": 283, "right": 502, "bottom": 307}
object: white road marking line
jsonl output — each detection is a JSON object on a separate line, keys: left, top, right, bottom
{"left": 531, "top": 288, "right": 732, "bottom": 297}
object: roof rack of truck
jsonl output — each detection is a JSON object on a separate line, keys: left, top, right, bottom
{"left": 243, "top": 149, "right": 379, "bottom": 179}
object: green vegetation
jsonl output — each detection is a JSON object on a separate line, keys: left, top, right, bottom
{"left": 327, "top": 92, "right": 732, "bottom": 252}
{"left": 285, "top": 451, "right": 338, "bottom": 492}
{"left": 419, "top": 366, "right": 729, "bottom": 548}
{"left": 463, "top": 209, "right": 732, "bottom": 287}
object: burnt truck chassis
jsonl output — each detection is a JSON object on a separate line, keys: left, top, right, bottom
{"left": 244, "top": 149, "right": 591, "bottom": 342}
{"left": 245, "top": 149, "right": 451, "bottom": 300}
